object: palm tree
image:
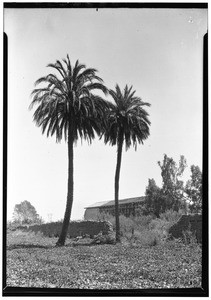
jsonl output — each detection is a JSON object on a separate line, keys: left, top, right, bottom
{"left": 29, "top": 55, "right": 109, "bottom": 246}
{"left": 102, "top": 84, "right": 151, "bottom": 242}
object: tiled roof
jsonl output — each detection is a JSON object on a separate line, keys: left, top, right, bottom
{"left": 85, "top": 197, "right": 145, "bottom": 209}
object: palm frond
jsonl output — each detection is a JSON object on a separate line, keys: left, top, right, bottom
{"left": 85, "top": 82, "right": 108, "bottom": 95}
{"left": 72, "top": 60, "right": 86, "bottom": 81}
{"left": 63, "top": 55, "right": 72, "bottom": 78}
{"left": 77, "top": 68, "right": 97, "bottom": 81}
{"left": 56, "top": 60, "right": 67, "bottom": 78}
{"left": 103, "top": 84, "right": 151, "bottom": 149}
{"left": 30, "top": 55, "right": 109, "bottom": 144}
{"left": 47, "top": 63, "right": 64, "bottom": 79}
{"left": 34, "top": 76, "right": 49, "bottom": 86}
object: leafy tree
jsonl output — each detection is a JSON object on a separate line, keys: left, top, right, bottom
{"left": 185, "top": 165, "right": 202, "bottom": 214}
{"left": 13, "top": 200, "right": 40, "bottom": 224}
{"left": 30, "top": 55, "right": 109, "bottom": 246}
{"left": 158, "top": 154, "right": 187, "bottom": 212}
{"left": 102, "top": 84, "right": 151, "bottom": 242}
{"left": 143, "top": 178, "right": 164, "bottom": 217}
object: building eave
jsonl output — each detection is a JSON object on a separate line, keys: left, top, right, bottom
{"left": 84, "top": 196, "right": 145, "bottom": 209}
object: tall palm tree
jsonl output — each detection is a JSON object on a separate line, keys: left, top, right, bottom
{"left": 102, "top": 84, "right": 151, "bottom": 242}
{"left": 29, "top": 55, "right": 109, "bottom": 246}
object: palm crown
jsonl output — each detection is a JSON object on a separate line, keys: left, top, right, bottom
{"left": 103, "top": 84, "right": 151, "bottom": 149}
{"left": 102, "top": 84, "right": 151, "bottom": 242}
{"left": 30, "top": 55, "right": 109, "bottom": 143}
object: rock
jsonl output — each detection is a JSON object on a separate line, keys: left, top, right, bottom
{"left": 168, "top": 214, "right": 202, "bottom": 242}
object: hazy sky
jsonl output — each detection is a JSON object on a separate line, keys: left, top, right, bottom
{"left": 5, "top": 8, "right": 207, "bottom": 222}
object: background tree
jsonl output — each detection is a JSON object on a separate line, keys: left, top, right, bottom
{"left": 185, "top": 165, "right": 202, "bottom": 214}
{"left": 144, "top": 155, "right": 188, "bottom": 217}
{"left": 30, "top": 55, "right": 109, "bottom": 246}
{"left": 13, "top": 200, "right": 40, "bottom": 224}
{"left": 102, "top": 84, "right": 151, "bottom": 242}
{"left": 158, "top": 154, "right": 187, "bottom": 212}
{"left": 143, "top": 178, "right": 164, "bottom": 217}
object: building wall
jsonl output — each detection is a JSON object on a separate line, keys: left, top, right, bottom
{"left": 84, "top": 202, "right": 144, "bottom": 220}
{"left": 100, "top": 203, "right": 144, "bottom": 217}
{"left": 84, "top": 207, "right": 100, "bottom": 220}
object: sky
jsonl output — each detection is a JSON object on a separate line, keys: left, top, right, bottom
{"left": 4, "top": 7, "right": 207, "bottom": 222}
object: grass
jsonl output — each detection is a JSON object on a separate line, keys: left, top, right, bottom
{"left": 6, "top": 229, "right": 202, "bottom": 289}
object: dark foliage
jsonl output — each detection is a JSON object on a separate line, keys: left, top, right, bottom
{"left": 185, "top": 165, "right": 202, "bottom": 214}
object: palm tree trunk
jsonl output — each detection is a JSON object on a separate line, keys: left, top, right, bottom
{"left": 56, "top": 129, "right": 74, "bottom": 246}
{"left": 114, "top": 130, "right": 124, "bottom": 242}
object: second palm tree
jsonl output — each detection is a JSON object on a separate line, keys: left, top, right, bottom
{"left": 103, "top": 85, "right": 151, "bottom": 242}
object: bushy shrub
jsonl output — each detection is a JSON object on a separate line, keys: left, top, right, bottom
{"left": 97, "top": 212, "right": 155, "bottom": 234}
{"left": 149, "top": 218, "right": 170, "bottom": 232}
{"left": 132, "top": 214, "right": 155, "bottom": 230}
{"left": 131, "top": 229, "right": 163, "bottom": 247}
{"left": 146, "top": 209, "right": 185, "bottom": 241}
{"left": 97, "top": 213, "right": 134, "bottom": 234}
{"left": 97, "top": 212, "right": 115, "bottom": 224}
{"left": 159, "top": 209, "right": 184, "bottom": 224}
{"left": 182, "top": 228, "right": 198, "bottom": 245}
{"left": 97, "top": 212, "right": 168, "bottom": 244}
{"left": 96, "top": 211, "right": 196, "bottom": 246}
{"left": 119, "top": 215, "right": 135, "bottom": 236}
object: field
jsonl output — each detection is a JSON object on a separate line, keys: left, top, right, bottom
{"left": 6, "top": 227, "right": 202, "bottom": 290}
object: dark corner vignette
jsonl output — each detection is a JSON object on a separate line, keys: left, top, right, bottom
{"left": 201, "top": 31, "right": 208, "bottom": 296}
{"left": 2, "top": 5, "right": 208, "bottom": 297}
{"left": 3, "top": 32, "right": 8, "bottom": 295}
